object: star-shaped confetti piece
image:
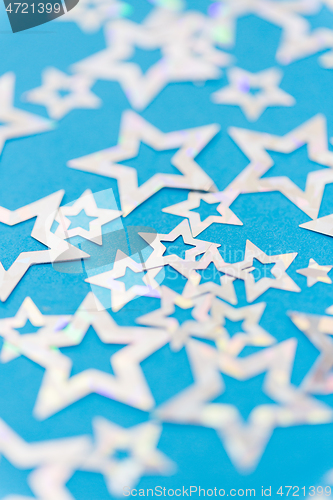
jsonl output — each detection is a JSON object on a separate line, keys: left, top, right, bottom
{"left": 0, "top": 296, "right": 70, "bottom": 363}
{"left": 221, "top": 240, "right": 300, "bottom": 302}
{"left": 0, "top": 190, "right": 89, "bottom": 302}
{"left": 68, "top": 111, "right": 218, "bottom": 216}
{"left": 296, "top": 258, "right": 332, "bottom": 287}
{"left": 300, "top": 213, "right": 333, "bottom": 238}
{"left": 24, "top": 67, "right": 102, "bottom": 120}
{"left": 7, "top": 293, "right": 169, "bottom": 419}
{"left": 162, "top": 190, "right": 242, "bottom": 237}
{"left": 81, "top": 417, "right": 175, "bottom": 496}
{"left": 55, "top": 189, "right": 122, "bottom": 245}
{"left": 225, "top": 114, "right": 333, "bottom": 219}
{"left": 211, "top": 67, "right": 295, "bottom": 121}
{"left": 72, "top": 11, "right": 227, "bottom": 109}
{"left": 86, "top": 249, "right": 161, "bottom": 311}
{"left": 0, "top": 72, "right": 53, "bottom": 154}
{"left": 155, "top": 338, "right": 333, "bottom": 472}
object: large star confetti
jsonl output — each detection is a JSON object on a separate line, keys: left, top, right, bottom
{"left": 81, "top": 417, "right": 175, "bottom": 496}
{"left": 0, "top": 72, "right": 53, "bottom": 154}
{"left": 289, "top": 310, "right": 333, "bottom": 395}
{"left": 155, "top": 338, "right": 333, "bottom": 472}
{"left": 0, "top": 296, "right": 70, "bottom": 363}
{"left": 300, "top": 213, "right": 333, "bottom": 238}
{"left": 221, "top": 240, "right": 300, "bottom": 302}
{"left": 55, "top": 188, "right": 122, "bottom": 245}
{"left": 211, "top": 67, "right": 295, "bottom": 121}
{"left": 162, "top": 190, "right": 242, "bottom": 237}
{"left": 6, "top": 293, "right": 169, "bottom": 419}
{"left": 224, "top": 114, "right": 333, "bottom": 220}
{"left": 296, "top": 258, "right": 332, "bottom": 287}
{"left": 68, "top": 110, "right": 219, "bottom": 216}
{"left": 71, "top": 11, "right": 228, "bottom": 110}
{"left": 0, "top": 190, "right": 89, "bottom": 302}
{"left": 0, "top": 418, "right": 91, "bottom": 499}
{"left": 85, "top": 249, "right": 161, "bottom": 311}
{"left": 23, "top": 67, "right": 102, "bottom": 120}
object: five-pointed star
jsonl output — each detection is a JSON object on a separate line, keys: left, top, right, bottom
{"left": 211, "top": 67, "right": 295, "bottom": 121}
{"left": 0, "top": 296, "right": 70, "bottom": 363}
{"left": 224, "top": 114, "right": 333, "bottom": 220}
{"left": 81, "top": 417, "right": 175, "bottom": 496}
{"left": 55, "top": 188, "right": 122, "bottom": 245}
{"left": 23, "top": 67, "right": 102, "bottom": 120}
{"left": 296, "top": 258, "right": 332, "bottom": 287}
{"left": 0, "top": 72, "right": 52, "bottom": 154}
{"left": 210, "top": 298, "right": 275, "bottom": 356}
{"left": 85, "top": 249, "right": 161, "bottom": 311}
{"left": 0, "top": 190, "right": 89, "bottom": 302}
{"left": 162, "top": 190, "right": 243, "bottom": 237}
{"left": 221, "top": 240, "right": 300, "bottom": 302}
{"left": 289, "top": 310, "right": 333, "bottom": 395}
{"left": 57, "top": 0, "right": 130, "bottom": 33}
{"left": 137, "top": 285, "right": 216, "bottom": 351}
{"left": 140, "top": 220, "right": 219, "bottom": 271}
{"left": 155, "top": 338, "right": 333, "bottom": 472}
{"left": 0, "top": 417, "right": 91, "bottom": 500}
{"left": 71, "top": 11, "right": 227, "bottom": 110}
{"left": 68, "top": 110, "right": 218, "bottom": 216}
{"left": 6, "top": 293, "right": 169, "bottom": 419}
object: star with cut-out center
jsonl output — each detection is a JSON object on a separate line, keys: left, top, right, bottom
{"left": 211, "top": 67, "right": 295, "bottom": 121}
{"left": 155, "top": 338, "right": 333, "bottom": 472}
{"left": 162, "top": 190, "right": 242, "bottom": 237}
{"left": 68, "top": 110, "right": 219, "bottom": 216}
{"left": 0, "top": 297, "right": 70, "bottom": 363}
{"left": 221, "top": 240, "right": 300, "bottom": 302}
{"left": 72, "top": 10, "right": 230, "bottom": 109}
{"left": 6, "top": 293, "right": 169, "bottom": 419}
{"left": 296, "top": 258, "right": 332, "bottom": 287}
{"left": 85, "top": 249, "right": 161, "bottom": 311}
{"left": 81, "top": 417, "right": 175, "bottom": 496}
{"left": 0, "top": 190, "right": 89, "bottom": 301}
{"left": 55, "top": 189, "right": 122, "bottom": 245}
{"left": 224, "top": 114, "right": 333, "bottom": 220}
{"left": 23, "top": 68, "right": 102, "bottom": 120}
{"left": 0, "top": 72, "right": 53, "bottom": 154}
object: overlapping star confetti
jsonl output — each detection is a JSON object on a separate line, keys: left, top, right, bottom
{"left": 1, "top": 0, "right": 333, "bottom": 498}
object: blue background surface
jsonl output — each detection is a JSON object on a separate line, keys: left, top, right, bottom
{"left": 1, "top": 1, "right": 333, "bottom": 498}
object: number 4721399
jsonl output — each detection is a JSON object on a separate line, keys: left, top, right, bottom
{"left": 5, "top": 3, "right": 61, "bottom": 13}
{"left": 277, "top": 486, "right": 332, "bottom": 496}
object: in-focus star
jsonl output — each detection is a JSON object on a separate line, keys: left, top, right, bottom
{"left": 300, "top": 213, "right": 333, "bottom": 238}
{"left": 72, "top": 11, "right": 229, "bottom": 109}
{"left": 289, "top": 310, "right": 333, "bottom": 395}
{"left": 0, "top": 190, "right": 89, "bottom": 302}
{"left": 57, "top": 0, "right": 131, "bottom": 33}
{"left": 85, "top": 249, "right": 161, "bottom": 311}
{"left": 211, "top": 67, "right": 295, "bottom": 121}
{"left": 162, "top": 190, "right": 242, "bottom": 237}
{"left": 23, "top": 67, "right": 102, "bottom": 120}
{"left": 0, "top": 418, "right": 91, "bottom": 499}
{"left": 81, "top": 417, "right": 175, "bottom": 496}
{"left": 221, "top": 240, "right": 300, "bottom": 302}
{"left": 68, "top": 110, "right": 219, "bottom": 216}
{"left": 155, "top": 338, "right": 333, "bottom": 472}
{"left": 4, "top": 293, "right": 169, "bottom": 419}
{"left": 0, "top": 72, "right": 53, "bottom": 154}
{"left": 55, "top": 189, "right": 122, "bottom": 245}
{"left": 224, "top": 114, "right": 333, "bottom": 220}
{"left": 0, "top": 296, "right": 70, "bottom": 362}
{"left": 296, "top": 258, "right": 332, "bottom": 287}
